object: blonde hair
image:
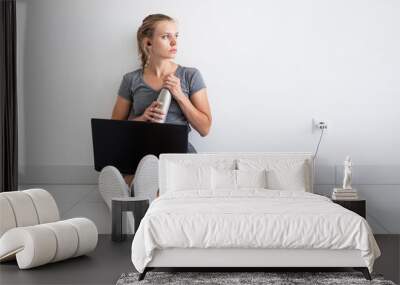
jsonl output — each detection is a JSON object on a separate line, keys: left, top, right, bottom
{"left": 137, "top": 14, "right": 175, "bottom": 70}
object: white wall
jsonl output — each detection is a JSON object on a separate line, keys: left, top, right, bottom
{"left": 17, "top": 0, "right": 400, "bottom": 233}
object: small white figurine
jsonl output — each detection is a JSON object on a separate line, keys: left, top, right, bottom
{"left": 342, "top": 155, "right": 353, "bottom": 190}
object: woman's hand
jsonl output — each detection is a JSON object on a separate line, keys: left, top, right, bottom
{"left": 163, "top": 74, "right": 185, "bottom": 101}
{"left": 137, "top": 101, "right": 165, "bottom": 123}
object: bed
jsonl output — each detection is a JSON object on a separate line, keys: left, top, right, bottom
{"left": 131, "top": 153, "right": 380, "bottom": 280}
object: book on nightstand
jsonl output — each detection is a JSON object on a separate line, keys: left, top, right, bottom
{"left": 332, "top": 188, "right": 359, "bottom": 200}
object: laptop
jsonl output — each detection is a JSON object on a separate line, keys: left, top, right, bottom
{"left": 91, "top": 118, "right": 188, "bottom": 174}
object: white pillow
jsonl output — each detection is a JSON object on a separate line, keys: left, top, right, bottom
{"left": 237, "top": 159, "right": 308, "bottom": 191}
{"left": 236, "top": 169, "right": 268, "bottom": 188}
{"left": 165, "top": 159, "right": 236, "bottom": 192}
{"left": 211, "top": 168, "right": 237, "bottom": 190}
{"left": 167, "top": 163, "right": 212, "bottom": 191}
{"left": 211, "top": 168, "right": 268, "bottom": 190}
{"left": 166, "top": 158, "right": 236, "bottom": 171}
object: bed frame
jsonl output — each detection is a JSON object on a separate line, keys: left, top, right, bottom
{"left": 139, "top": 248, "right": 371, "bottom": 280}
{"left": 137, "top": 153, "right": 372, "bottom": 281}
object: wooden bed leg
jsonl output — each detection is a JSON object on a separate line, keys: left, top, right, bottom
{"left": 138, "top": 268, "right": 148, "bottom": 281}
{"left": 354, "top": 267, "right": 371, "bottom": 280}
{"left": 362, "top": 268, "right": 372, "bottom": 281}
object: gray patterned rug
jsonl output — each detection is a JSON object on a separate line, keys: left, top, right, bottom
{"left": 116, "top": 271, "right": 396, "bottom": 285}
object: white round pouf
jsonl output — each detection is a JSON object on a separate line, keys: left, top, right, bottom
{"left": 0, "top": 218, "right": 98, "bottom": 269}
{"left": 0, "top": 189, "right": 98, "bottom": 269}
{"left": 0, "top": 226, "right": 57, "bottom": 269}
{"left": 65, "top": 218, "right": 98, "bottom": 257}
{"left": 42, "top": 221, "right": 79, "bottom": 262}
{"left": 23, "top": 189, "right": 60, "bottom": 223}
{"left": 0, "top": 192, "right": 39, "bottom": 227}
{"left": 0, "top": 196, "right": 17, "bottom": 237}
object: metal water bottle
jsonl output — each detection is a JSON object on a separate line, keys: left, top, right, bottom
{"left": 156, "top": 88, "right": 171, "bottom": 123}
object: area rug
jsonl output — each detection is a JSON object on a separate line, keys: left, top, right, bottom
{"left": 116, "top": 271, "right": 396, "bottom": 285}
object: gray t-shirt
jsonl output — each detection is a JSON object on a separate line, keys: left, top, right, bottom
{"left": 118, "top": 64, "right": 206, "bottom": 153}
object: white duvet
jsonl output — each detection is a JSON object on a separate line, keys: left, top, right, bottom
{"left": 131, "top": 190, "right": 380, "bottom": 273}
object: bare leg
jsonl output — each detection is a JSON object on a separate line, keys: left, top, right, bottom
{"left": 123, "top": 174, "right": 134, "bottom": 187}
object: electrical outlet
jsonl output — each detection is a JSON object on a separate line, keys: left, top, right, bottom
{"left": 316, "top": 121, "right": 328, "bottom": 129}
{"left": 312, "top": 119, "right": 328, "bottom": 132}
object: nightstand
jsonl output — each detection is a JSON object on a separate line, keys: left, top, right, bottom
{"left": 112, "top": 197, "right": 149, "bottom": 242}
{"left": 332, "top": 199, "right": 366, "bottom": 218}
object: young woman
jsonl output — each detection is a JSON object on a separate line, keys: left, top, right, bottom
{"left": 99, "top": 14, "right": 212, "bottom": 208}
